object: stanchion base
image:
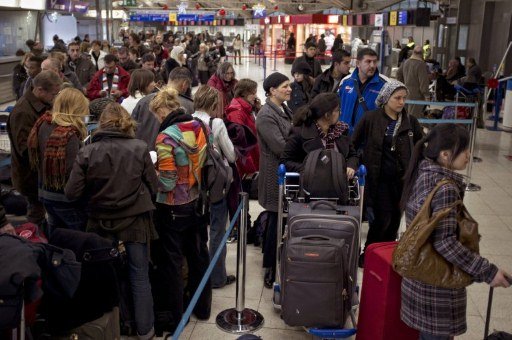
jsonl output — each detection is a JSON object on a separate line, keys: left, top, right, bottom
{"left": 216, "top": 308, "right": 264, "bottom": 334}
{"left": 473, "top": 156, "right": 483, "bottom": 163}
{"left": 466, "top": 183, "right": 481, "bottom": 192}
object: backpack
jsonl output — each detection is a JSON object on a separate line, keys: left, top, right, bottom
{"left": 301, "top": 148, "right": 349, "bottom": 204}
{"left": 195, "top": 118, "right": 233, "bottom": 205}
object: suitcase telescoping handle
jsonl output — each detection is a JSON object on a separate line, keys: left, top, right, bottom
{"left": 484, "top": 276, "right": 512, "bottom": 338}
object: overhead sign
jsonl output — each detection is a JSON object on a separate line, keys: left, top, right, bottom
{"left": 374, "top": 13, "right": 383, "bottom": 27}
{"left": 46, "top": 0, "right": 89, "bottom": 13}
{"left": 130, "top": 13, "right": 169, "bottom": 22}
{"left": 389, "top": 11, "right": 397, "bottom": 26}
{"left": 398, "top": 11, "right": 408, "bottom": 25}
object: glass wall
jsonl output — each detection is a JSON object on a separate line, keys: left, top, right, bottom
{"left": 0, "top": 10, "right": 37, "bottom": 56}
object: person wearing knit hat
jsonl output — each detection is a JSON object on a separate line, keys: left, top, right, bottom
{"left": 289, "top": 61, "right": 314, "bottom": 113}
{"left": 256, "top": 71, "right": 292, "bottom": 288}
{"left": 352, "top": 79, "right": 424, "bottom": 268}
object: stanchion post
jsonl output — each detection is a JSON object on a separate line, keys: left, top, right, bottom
{"left": 263, "top": 55, "right": 267, "bottom": 79}
{"left": 493, "top": 83, "right": 503, "bottom": 130}
{"left": 273, "top": 50, "right": 277, "bottom": 71}
{"left": 466, "top": 107, "right": 481, "bottom": 192}
{"left": 216, "top": 193, "right": 264, "bottom": 334}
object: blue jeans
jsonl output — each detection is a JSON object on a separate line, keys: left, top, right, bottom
{"left": 209, "top": 198, "right": 229, "bottom": 287}
{"left": 419, "top": 332, "right": 452, "bottom": 340}
{"left": 43, "top": 200, "right": 87, "bottom": 236}
{"left": 125, "top": 242, "right": 154, "bottom": 336}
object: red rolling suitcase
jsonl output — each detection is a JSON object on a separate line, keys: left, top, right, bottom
{"left": 356, "top": 242, "right": 419, "bottom": 340}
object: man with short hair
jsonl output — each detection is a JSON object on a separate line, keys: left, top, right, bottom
{"left": 41, "top": 58, "right": 82, "bottom": 90}
{"left": 86, "top": 54, "right": 130, "bottom": 101}
{"left": 132, "top": 67, "right": 194, "bottom": 150}
{"left": 141, "top": 53, "right": 164, "bottom": 85}
{"left": 292, "top": 41, "right": 322, "bottom": 78}
{"left": 312, "top": 49, "right": 351, "bottom": 98}
{"left": 339, "top": 48, "right": 388, "bottom": 133}
{"left": 19, "top": 55, "right": 43, "bottom": 98}
{"left": 7, "top": 71, "right": 63, "bottom": 225}
{"left": 118, "top": 46, "right": 140, "bottom": 73}
{"left": 67, "top": 41, "right": 96, "bottom": 90}
{"left": 397, "top": 45, "right": 430, "bottom": 118}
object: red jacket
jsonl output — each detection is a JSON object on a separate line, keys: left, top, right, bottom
{"left": 86, "top": 66, "right": 130, "bottom": 102}
{"left": 207, "top": 74, "right": 237, "bottom": 117}
{"left": 226, "top": 97, "right": 259, "bottom": 175}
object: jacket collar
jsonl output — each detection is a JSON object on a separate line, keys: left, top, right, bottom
{"left": 350, "top": 67, "right": 381, "bottom": 85}
{"left": 232, "top": 97, "right": 253, "bottom": 113}
{"left": 419, "top": 159, "right": 466, "bottom": 194}
{"left": 265, "top": 97, "right": 292, "bottom": 121}
{"left": 25, "top": 89, "right": 50, "bottom": 114}
{"left": 92, "top": 129, "right": 134, "bottom": 142}
{"left": 159, "top": 108, "right": 192, "bottom": 132}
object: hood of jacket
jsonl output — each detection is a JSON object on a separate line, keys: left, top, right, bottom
{"left": 226, "top": 97, "right": 253, "bottom": 117}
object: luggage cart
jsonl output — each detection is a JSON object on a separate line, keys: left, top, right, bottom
{"left": 272, "top": 164, "right": 367, "bottom": 339}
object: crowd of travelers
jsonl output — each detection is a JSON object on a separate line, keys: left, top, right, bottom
{"left": 1, "top": 30, "right": 510, "bottom": 340}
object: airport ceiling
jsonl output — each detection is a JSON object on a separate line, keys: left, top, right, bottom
{"left": 105, "top": 0, "right": 442, "bottom": 16}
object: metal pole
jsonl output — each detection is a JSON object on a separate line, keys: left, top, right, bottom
{"left": 466, "top": 108, "right": 481, "bottom": 192}
{"left": 493, "top": 83, "right": 502, "bottom": 131}
{"left": 263, "top": 55, "right": 267, "bottom": 79}
{"left": 216, "top": 193, "right": 264, "bottom": 334}
{"left": 236, "top": 193, "right": 248, "bottom": 314}
{"left": 273, "top": 50, "right": 277, "bottom": 71}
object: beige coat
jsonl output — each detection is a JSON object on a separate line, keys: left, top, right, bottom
{"left": 396, "top": 56, "right": 430, "bottom": 118}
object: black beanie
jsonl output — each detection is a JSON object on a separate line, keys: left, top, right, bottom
{"left": 263, "top": 72, "right": 289, "bottom": 94}
{"left": 291, "top": 61, "right": 312, "bottom": 76}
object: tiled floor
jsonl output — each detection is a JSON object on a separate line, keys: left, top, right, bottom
{"left": 3, "top": 57, "right": 511, "bottom": 339}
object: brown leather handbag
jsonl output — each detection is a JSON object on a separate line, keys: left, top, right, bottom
{"left": 392, "top": 179, "right": 480, "bottom": 289}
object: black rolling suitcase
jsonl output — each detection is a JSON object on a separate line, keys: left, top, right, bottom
{"left": 280, "top": 201, "right": 359, "bottom": 328}
{"left": 484, "top": 283, "right": 512, "bottom": 340}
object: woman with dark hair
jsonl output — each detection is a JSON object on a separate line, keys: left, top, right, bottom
{"left": 399, "top": 123, "right": 510, "bottom": 340}
{"left": 352, "top": 80, "right": 423, "bottom": 267}
{"left": 332, "top": 34, "right": 344, "bottom": 53}
{"left": 256, "top": 72, "right": 293, "bottom": 288}
{"left": 232, "top": 34, "right": 243, "bottom": 65}
{"left": 281, "top": 92, "right": 358, "bottom": 174}
{"left": 121, "top": 69, "right": 155, "bottom": 115}
{"left": 288, "top": 61, "right": 314, "bottom": 114}
{"left": 207, "top": 62, "right": 238, "bottom": 116}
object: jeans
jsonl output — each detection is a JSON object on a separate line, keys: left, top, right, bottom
{"left": 125, "top": 242, "right": 154, "bottom": 336}
{"left": 151, "top": 202, "right": 211, "bottom": 333}
{"left": 262, "top": 211, "right": 278, "bottom": 269}
{"left": 419, "top": 331, "right": 452, "bottom": 340}
{"left": 42, "top": 200, "right": 87, "bottom": 236}
{"left": 209, "top": 198, "right": 228, "bottom": 288}
{"left": 234, "top": 49, "right": 241, "bottom": 64}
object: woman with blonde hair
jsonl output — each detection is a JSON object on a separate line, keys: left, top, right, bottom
{"left": 149, "top": 85, "right": 212, "bottom": 335}
{"left": 27, "top": 87, "right": 89, "bottom": 234}
{"left": 65, "top": 102, "right": 158, "bottom": 339}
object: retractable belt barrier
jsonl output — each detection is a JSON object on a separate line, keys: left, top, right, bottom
{"left": 406, "top": 99, "right": 481, "bottom": 192}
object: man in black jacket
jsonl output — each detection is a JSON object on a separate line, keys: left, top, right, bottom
{"left": 311, "top": 49, "right": 351, "bottom": 98}
{"left": 292, "top": 41, "right": 322, "bottom": 78}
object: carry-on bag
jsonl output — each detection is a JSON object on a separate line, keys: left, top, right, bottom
{"left": 280, "top": 200, "right": 359, "bottom": 328}
{"left": 356, "top": 242, "right": 419, "bottom": 340}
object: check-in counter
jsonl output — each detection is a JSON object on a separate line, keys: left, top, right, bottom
{"left": 0, "top": 56, "right": 21, "bottom": 104}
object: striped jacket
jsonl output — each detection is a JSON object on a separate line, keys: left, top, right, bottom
{"left": 401, "top": 159, "right": 498, "bottom": 336}
{"left": 155, "top": 119, "right": 209, "bottom": 206}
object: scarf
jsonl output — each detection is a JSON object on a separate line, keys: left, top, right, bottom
{"left": 102, "top": 67, "right": 119, "bottom": 92}
{"left": 315, "top": 121, "right": 348, "bottom": 149}
{"left": 27, "top": 112, "right": 81, "bottom": 191}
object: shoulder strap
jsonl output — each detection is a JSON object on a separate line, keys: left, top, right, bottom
{"left": 330, "top": 150, "right": 345, "bottom": 200}
{"left": 193, "top": 117, "right": 211, "bottom": 149}
{"left": 302, "top": 149, "right": 322, "bottom": 195}
{"left": 406, "top": 114, "right": 414, "bottom": 153}
{"left": 353, "top": 80, "right": 370, "bottom": 113}
{"left": 412, "top": 179, "right": 461, "bottom": 225}
{"left": 209, "top": 117, "right": 214, "bottom": 130}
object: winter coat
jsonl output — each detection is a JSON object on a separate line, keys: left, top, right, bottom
{"left": 89, "top": 50, "right": 107, "bottom": 71}
{"left": 86, "top": 66, "right": 130, "bottom": 102}
{"left": 396, "top": 57, "right": 430, "bottom": 118}
{"left": 338, "top": 68, "right": 388, "bottom": 134}
{"left": 65, "top": 130, "right": 158, "bottom": 220}
{"left": 351, "top": 108, "right": 423, "bottom": 207}
{"left": 207, "top": 74, "right": 238, "bottom": 116}
{"left": 67, "top": 57, "right": 96, "bottom": 88}
{"left": 63, "top": 67, "right": 84, "bottom": 91}
{"left": 281, "top": 123, "right": 358, "bottom": 172}
{"left": 12, "top": 63, "right": 28, "bottom": 100}
{"left": 401, "top": 159, "right": 498, "bottom": 336}
{"left": 292, "top": 55, "right": 322, "bottom": 78}
{"left": 131, "top": 91, "right": 195, "bottom": 151}
{"left": 289, "top": 80, "right": 312, "bottom": 114}
{"left": 256, "top": 98, "right": 293, "bottom": 212}
{"left": 318, "top": 38, "right": 327, "bottom": 53}
{"left": 7, "top": 90, "right": 51, "bottom": 197}
{"left": 311, "top": 66, "right": 346, "bottom": 98}
{"left": 226, "top": 97, "right": 260, "bottom": 175}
